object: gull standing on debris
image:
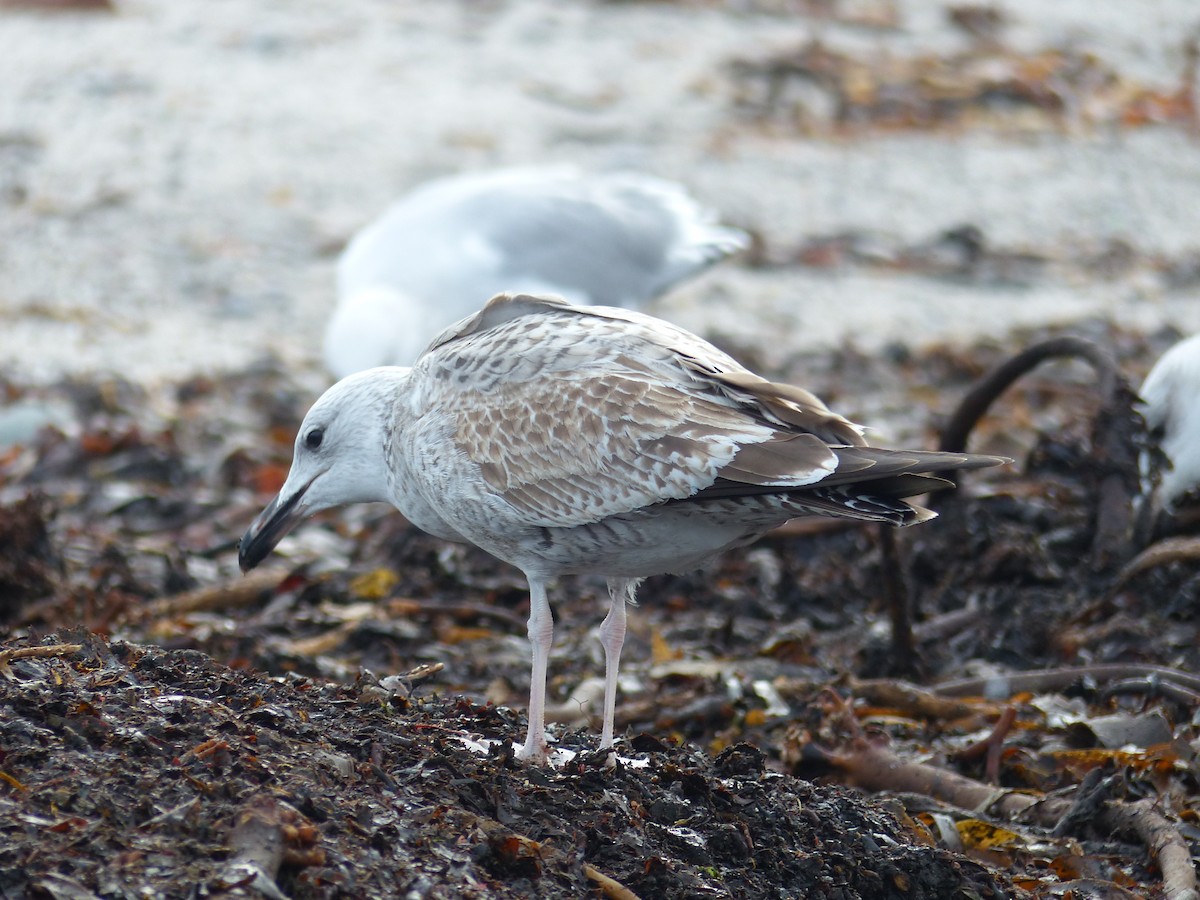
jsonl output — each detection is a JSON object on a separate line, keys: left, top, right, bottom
{"left": 325, "top": 167, "right": 749, "bottom": 378}
{"left": 1138, "top": 332, "right": 1200, "bottom": 511}
{"left": 242, "top": 293, "right": 1007, "bottom": 762}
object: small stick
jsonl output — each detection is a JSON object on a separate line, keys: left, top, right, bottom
{"left": 283, "top": 621, "right": 361, "bottom": 658}
{"left": 219, "top": 796, "right": 286, "bottom": 893}
{"left": 826, "top": 738, "right": 1070, "bottom": 826}
{"left": 583, "top": 863, "right": 643, "bottom": 900}
{"left": 911, "top": 604, "right": 980, "bottom": 643}
{"left": 933, "top": 663, "right": 1200, "bottom": 697}
{"left": 1099, "top": 677, "right": 1200, "bottom": 707}
{"left": 877, "top": 525, "right": 915, "bottom": 673}
{"left": 147, "top": 568, "right": 286, "bottom": 618}
{"left": 951, "top": 706, "right": 1016, "bottom": 784}
{"left": 0, "top": 642, "right": 83, "bottom": 666}
{"left": 850, "top": 678, "right": 1002, "bottom": 721}
{"left": 1101, "top": 799, "right": 1199, "bottom": 900}
{"left": 1106, "top": 535, "right": 1200, "bottom": 596}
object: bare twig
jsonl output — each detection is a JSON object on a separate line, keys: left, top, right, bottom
{"left": 952, "top": 705, "right": 1017, "bottom": 784}
{"left": 584, "top": 863, "right": 643, "bottom": 900}
{"left": 933, "top": 663, "right": 1200, "bottom": 697}
{"left": 216, "top": 795, "right": 324, "bottom": 896}
{"left": 910, "top": 603, "right": 981, "bottom": 643}
{"left": 1101, "top": 799, "right": 1199, "bottom": 900}
{"left": 0, "top": 642, "right": 83, "bottom": 667}
{"left": 850, "top": 678, "right": 1002, "bottom": 721}
{"left": 877, "top": 525, "right": 916, "bottom": 673}
{"left": 0, "top": 642, "right": 83, "bottom": 679}
{"left": 283, "top": 621, "right": 361, "bottom": 658}
{"left": 1107, "top": 535, "right": 1200, "bottom": 596}
{"left": 938, "top": 337, "right": 1116, "bottom": 457}
{"left": 146, "top": 568, "right": 287, "bottom": 618}
{"left": 218, "top": 796, "right": 287, "bottom": 895}
{"left": 1098, "top": 677, "right": 1200, "bottom": 707}
{"left": 1067, "top": 535, "right": 1200, "bottom": 623}
{"left": 826, "top": 738, "right": 1068, "bottom": 825}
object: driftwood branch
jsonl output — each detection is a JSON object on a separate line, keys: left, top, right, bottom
{"left": 218, "top": 796, "right": 287, "bottom": 897}
{"left": 932, "top": 663, "right": 1200, "bottom": 697}
{"left": 826, "top": 739, "right": 1198, "bottom": 899}
{"left": 1101, "top": 799, "right": 1199, "bottom": 900}
{"left": 825, "top": 738, "right": 1067, "bottom": 825}
{"left": 215, "top": 795, "right": 325, "bottom": 897}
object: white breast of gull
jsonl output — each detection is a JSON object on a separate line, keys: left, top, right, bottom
{"left": 1138, "top": 332, "right": 1200, "bottom": 510}
{"left": 241, "top": 293, "right": 1007, "bottom": 762}
{"left": 325, "top": 166, "right": 748, "bottom": 378}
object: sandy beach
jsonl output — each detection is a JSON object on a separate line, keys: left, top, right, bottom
{"left": 2, "top": 0, "right": 1200, "bottom": 382}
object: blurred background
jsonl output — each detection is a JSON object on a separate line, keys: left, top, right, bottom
{"left": 1, "top": 0, "right": 1198, "bottom": 384}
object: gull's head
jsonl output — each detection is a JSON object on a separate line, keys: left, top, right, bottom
{"left": 238, "top": 367, "right": 410, "bottom": 572}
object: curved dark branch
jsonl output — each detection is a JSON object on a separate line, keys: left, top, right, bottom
{"left": 936, "top": 336, "right": 1140, "bottom": 570}
{"left": 938, "top": 336, "right": 1117, "bottom": 454}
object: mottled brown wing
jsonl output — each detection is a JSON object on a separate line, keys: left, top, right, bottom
{"left": 422, "top": 293, "right": 870, "bottom": 528}
{"left": 449, "top": 372, "right": 828, "bottom": 527}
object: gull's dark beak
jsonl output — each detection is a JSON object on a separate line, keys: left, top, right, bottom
{"left": 238, "top": 484, "right": 311, "bottom": 573}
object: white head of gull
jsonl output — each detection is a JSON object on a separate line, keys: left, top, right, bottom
{"left": 242, "top": 293, "right": 1007, "bottom": 762}
{"left": 1138, "top": 332, "right": 1200, "bottom": 510}
{"left": 325, "top": 166, "right": 749, "bottom": 378}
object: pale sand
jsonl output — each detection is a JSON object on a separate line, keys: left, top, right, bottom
{"left": 1, "top": 0, "right": 1198, "bottom": 382}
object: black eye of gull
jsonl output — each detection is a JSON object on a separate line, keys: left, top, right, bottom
{"left": 304, "top": 427, "right": 325, "bottom": 450}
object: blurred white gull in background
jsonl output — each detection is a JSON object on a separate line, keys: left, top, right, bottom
{"left": 324, "top": 166, "right": 749, "bottom": 378}
{"left": 1139, "top": 332, "right": 1200, "bottom": 511}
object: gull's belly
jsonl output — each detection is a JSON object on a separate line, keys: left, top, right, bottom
{"left": 459, "top": 498, "right": 793, "bottom": 579}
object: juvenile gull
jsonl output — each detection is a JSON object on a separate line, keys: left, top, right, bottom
{"left": 1139, "top": 332, "right": 1200, "bottom": 510}
{"left": 241, "top": 293, "right": 1007, "bottom": 761}
{"left": 326, "top": 167, "right": 748, "bottom": 377}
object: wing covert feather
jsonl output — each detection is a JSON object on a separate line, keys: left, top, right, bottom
{"left": 450, "top": 374, "right": 788, "bottom": 526}
{"left": 416, "top": 294, "right": 883, "bottom": 528}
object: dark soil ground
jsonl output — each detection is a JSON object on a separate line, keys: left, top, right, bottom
{"left": 1, "top": 322, "right": 1198, "bottom": 899}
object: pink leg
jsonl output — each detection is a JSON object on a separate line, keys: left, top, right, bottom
{"left": 517, "top": 579, "right": 553, "bottom": 762}
{"left": 598, "top": 578, "right": 638, "bottom": 751}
